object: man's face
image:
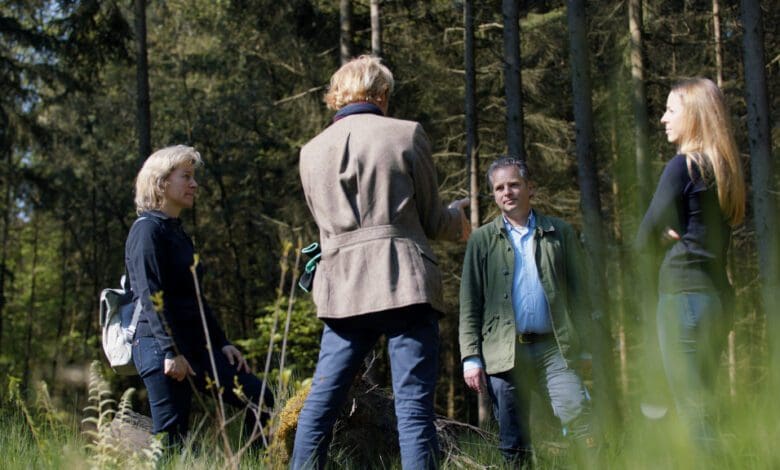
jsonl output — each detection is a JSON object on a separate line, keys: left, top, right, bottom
{"left": 491, "top": 166, "right": 533, "bottom": 221}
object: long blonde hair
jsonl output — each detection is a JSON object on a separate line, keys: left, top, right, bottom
{"left": 672, "top": 77, "right": 745, "bottom": 226}
{"left": 134, "top": 145, "right": 203, "bottom": 214}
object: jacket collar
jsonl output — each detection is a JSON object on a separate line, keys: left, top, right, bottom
{"left": 141, "top": 210, "right": 182, "bottom": 227}
{"left": 332, "top": 101, "right": 385, "bottom": 123}
{"left": 492, "top": 209, "right": 555, "bottom": 237}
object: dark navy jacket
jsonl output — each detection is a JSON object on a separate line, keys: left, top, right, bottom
{"left": 125, "top": 210, "right": 229, "bottom": 359}
{"left": 635, "top": 154, "right": 731, "bottom": 297}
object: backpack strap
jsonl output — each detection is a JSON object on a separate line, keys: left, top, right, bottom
{"left": 122, "top": 215, "right": 155, "bottom": 341}
{"left": 125, "top": 300, "right": 143, "bottom": 342}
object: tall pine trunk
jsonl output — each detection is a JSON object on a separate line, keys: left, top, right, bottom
{"left": 22, "top": 218, "right": 40, "bottom": 393}
{"left": 502, "top": 0, "right": 525, "bottom": 160}
{"left": 464, "top": 0, "right": 490, "bottom": 426}
{"left": 629, "top": 0, "right": 669, "bottom": 412}
{"left": 0, "top": 110, "right": 12, "bottom": 354}
{"left": 135, "top": 0, "right": 151, "bottom": 162}
{"left": 712, "top": 0, "right": 724, "bottom": 88}
{"left": 371, "top": 0, "right": 382, "bottom": 57}
{"left": 628, "top": 0, "right": 651, "bottom": 209}
{"left": 566, "top": 0, "right": 619, "bottom": 431}
{"left": 711, "top": 0, "right": 736, "bottom": 399}
{"left": 464, "top": 0, "right": 480, "bottom": 229}
{"left": 741, "top": 0, "right": 779, "bottom": 391}
{"left": 340, "top": 0, "right": 353, "bottom": 65}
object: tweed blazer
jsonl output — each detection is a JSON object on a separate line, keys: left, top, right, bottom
{"left": 299, "top": 113, "right": 463, "bottom": 318}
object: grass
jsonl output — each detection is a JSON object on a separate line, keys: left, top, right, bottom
{"left": 0, "top": 410, "right": 88, "bottom": 470}
{"left": 1, "top": 391, "right": 779, "bottom": 469}
{"left": 3, "top": 348, "right": 780, "bottom": 470}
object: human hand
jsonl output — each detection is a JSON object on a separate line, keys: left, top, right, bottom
{"left": 664, "top": 227, "right": 681, "bottom": 240}
{"left": 222, "top": 345, "right": 250, "bottom": 373}
{"left": 463, "top": 367, "right": 487, "bottom": 393}
{"left": 164, "top": 355, "right": 195, "bottom": 382}
{"left": 449, "top": 197, "right": 472, "bottom": 242}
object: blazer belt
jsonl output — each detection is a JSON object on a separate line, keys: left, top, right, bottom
{"left": 321, "top": 224, "right": 424, "bottom": 251}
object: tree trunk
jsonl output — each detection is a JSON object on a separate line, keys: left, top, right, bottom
{"left": 464, "top": 0, "right": 480, "bottom": 229}
{"left": 609, "top": 90, "right": 630, "bottom": 399}
{"left": 712, "top": 0, "right": 723, "bottom": 88}
{"left": 50, "top": 217, "right": 70, "bottom": 385}
{"left": 135, "top": 0, "right": 151, "bottom": 163}
{"left": 741, "top": 0, "right": 779, "bottom": 390}
{"left": 210, "top": 166, "right": 249, "bottom": 339}
{"left": 711, "top": 0, "right": 736, "bottom": 398}
{"left": 628, "top": 0, "right": 651, "bottom": 210}
{"left": 0, "top": 110, "right": 12, "bottom": 354}
{"left": 22, "top": 218, "right": 40, "bottom": 393}
{"left": 464, "top": 0, "right": 490, "bottom": 426}
{"left": 83, "top": 152, "right": 99, "bottom": 357}
{"left": 502, "top": 0, "right": 525, "bottom": 160}
{"left": 340, "top": 0, "right": 353, "bottom": 65}
{"left": 371, "top": 0, "right": 382, "bottom": 57}
{"left": 566, "top": 0, "right": 619, "bottom": 431}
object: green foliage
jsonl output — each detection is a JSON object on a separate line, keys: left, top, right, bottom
{"left": 236, "top": 296, "right": 322, "bottom": 385}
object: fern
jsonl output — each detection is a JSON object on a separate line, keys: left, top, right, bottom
{"left": 81, "top": 361, "right": 161, "bottom": 470}
{"left": 35, "top": 381, "right": 66, "bottom": 434}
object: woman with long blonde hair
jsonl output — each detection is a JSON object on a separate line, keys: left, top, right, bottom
{"left": 636, "top": 77, "right": 745, "bottom": 453}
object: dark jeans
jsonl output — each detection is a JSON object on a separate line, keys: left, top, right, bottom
{"left": 487, "top": 337, "right": 591, "bottom": 464}
{"left": 133, "top": 336, "right": 274, "bottom": 447}
{"left": 657, "top": 291, "right": 727, "bottom": 452}
{"left": 290, "top": 305, "right": 440, "bottom": 470}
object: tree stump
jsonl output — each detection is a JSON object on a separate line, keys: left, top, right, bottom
{"left": 269, "top": 376, "right": 495, "bottom": 468}
{"left": 108, "top": 409, "right": 154, "bottom": 456}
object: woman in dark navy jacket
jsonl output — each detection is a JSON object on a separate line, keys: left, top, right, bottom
{"left": 636, "top": 78, "right": 745, "bottom": 452}
{"left": 126, "top": 145, "right": 272, "bottom": 447}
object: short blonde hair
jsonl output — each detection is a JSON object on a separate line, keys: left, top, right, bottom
{"left": 672, "top": 78, "right": 745, "bottom": 226}
{"left": 324, "top": 55, "right": 394, "bottom": 111}
{"left": 134, "top": 145, "right": 203, "bottom": 214}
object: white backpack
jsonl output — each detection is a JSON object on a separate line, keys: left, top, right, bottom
{"left": 99, "top": 216, "right": 153, "bottom": 375}
{"left": 99, "top": 274, "right": 143, "bottom": 375}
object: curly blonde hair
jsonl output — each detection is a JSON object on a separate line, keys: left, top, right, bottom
{"left": 134, "top": 145, "right": 203, "bottom": 214}
{"left": 324, "top": 55, "right": 394, "bottom": 111}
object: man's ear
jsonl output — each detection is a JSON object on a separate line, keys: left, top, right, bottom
{"left": 528, "top": 181, "right": 536, "bottom": 198}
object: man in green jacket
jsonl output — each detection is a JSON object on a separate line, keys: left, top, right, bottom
{"left": 459, "top": 157, "right": 593, "bottom": 465}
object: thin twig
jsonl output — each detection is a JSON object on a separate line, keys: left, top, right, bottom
{"left": 273, "top": 86, "right": 326, "bottom": 106}
{"left": 190, "top": 256, "right": 234, "bottom": 464}
{"left": 279, "top": 235, "right": 303, "bottom": 391}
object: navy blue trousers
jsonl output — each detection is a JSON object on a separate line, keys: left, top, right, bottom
{"left": 133, "top": 336, "right": 273, "bottom": 446}
{"left": 291, "top": 304, "right": 440, "bottom": 470}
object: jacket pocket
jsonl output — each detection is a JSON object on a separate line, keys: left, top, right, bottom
{"left": 481, "top": 314, "right": 498, "bottom": 339}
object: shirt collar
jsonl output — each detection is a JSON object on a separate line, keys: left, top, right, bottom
{"left": 502, "top": 210, "right": 535, "bottom": 234}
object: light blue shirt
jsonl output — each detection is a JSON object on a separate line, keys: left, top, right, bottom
{"left": 464, "top": 210, "right": 552, "bottom": 372}
{"left": 504, "top": 211, "right": 552, "bottom": 335}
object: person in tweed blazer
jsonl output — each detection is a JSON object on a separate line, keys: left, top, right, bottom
{"left": 291, "top": 55, "right": 469, "bottom": 470}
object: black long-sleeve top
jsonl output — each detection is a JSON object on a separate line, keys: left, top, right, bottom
{"left": 635, "top": 154, "right": 731, "bottom": 296}
{"left": 125, "top": 210, "right": 229, "bottom": 359}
